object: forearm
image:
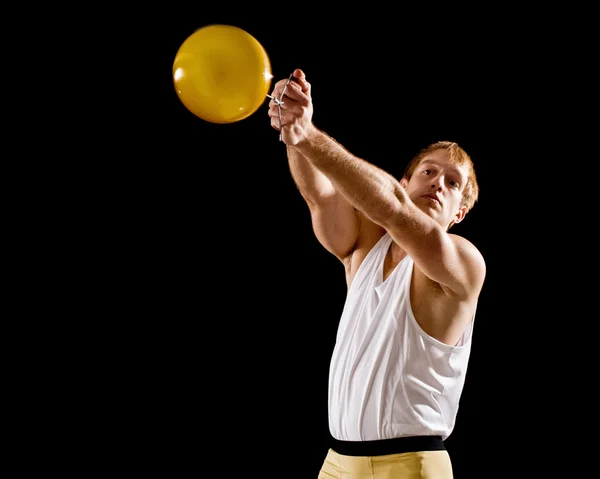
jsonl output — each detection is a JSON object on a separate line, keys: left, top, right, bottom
{"left": 294, "top": 127, "right": 405, "bottom": 225}
{"left": 287, "top": 145, "right": 336, "bottom": 204}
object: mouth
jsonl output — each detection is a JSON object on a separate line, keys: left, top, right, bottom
{"left": 422, "top": 194, "right": 440, "bottom": 205}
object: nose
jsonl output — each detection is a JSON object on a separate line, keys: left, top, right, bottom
{"left": 430, "top": 181, "right": 442, "bottom": 191}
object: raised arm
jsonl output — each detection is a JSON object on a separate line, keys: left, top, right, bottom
{"left": 272, "top": 69, "right": 485, "bottom": 300}
{"left": 286, "top": 145, "right": 360, "bottom": 261}
{"left": 295, "top": 127, "right": 485, "bottom": 299}
{"left": 269, "top": 72, "right": 360, "bottom": 262}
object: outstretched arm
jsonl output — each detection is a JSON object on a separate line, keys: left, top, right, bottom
{"left": 294, "top": 128, "right": 484, "bottom": 298}
{"left": 286, "top": 145, "right": 360, "bottom": 261}
{"left": 272, "top": 69, "right": 485, "bottom": 299}
{"left": 270, "top": 72, "right": 361, "bottom": 262}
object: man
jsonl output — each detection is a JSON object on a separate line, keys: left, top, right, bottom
{"left": 267, "top": 69, "right": 486, "bottom": 478}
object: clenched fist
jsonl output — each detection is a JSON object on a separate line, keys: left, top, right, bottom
{"left": 267, "top": 68, "right": 315, "bottom": 146}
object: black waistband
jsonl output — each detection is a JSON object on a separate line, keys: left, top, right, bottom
{"left": 330, "top": 434, "right": 445, "bottom": 457}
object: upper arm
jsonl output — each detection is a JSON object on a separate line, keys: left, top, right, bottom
{"left": 386, "top": 202, "right": 486, "bottom": 299}
{"left": 305, "top": 191, "right": 361, "bottom": 262}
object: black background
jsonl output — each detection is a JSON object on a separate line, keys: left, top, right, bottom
{"left": 13, "top": 4, "right": 596, "bottom": 476}
{"left": 97, "top": 9, "right": 571, "bottom": 479}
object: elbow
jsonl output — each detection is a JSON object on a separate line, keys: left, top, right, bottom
{"left": 365, "top": 181, "right": 403, "bottom": 227}
{"left": 378, "top": 183, "right": 413, "bottom": 227}
{"left": 302, "top": 186, "right": 337, "bottom": 208}
{"left": 368, "top": 203, "right": 400, "bottom": 229}
{"left": 378, "top": 188, "right": 407, "bottom": 227}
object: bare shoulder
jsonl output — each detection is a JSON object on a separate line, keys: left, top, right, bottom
{"left": 448, "top": 233, "right": 487, "bottom": 296}
{"left": 412, "top": 234, "right": 486, "bottom": 345}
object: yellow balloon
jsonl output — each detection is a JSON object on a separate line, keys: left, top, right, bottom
{"left": 172, "top": 24, "right": 273, "bottom": 124}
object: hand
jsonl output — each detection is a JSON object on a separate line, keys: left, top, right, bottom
{"left": 268, "top": 68, "right": 314, "bottom": 146}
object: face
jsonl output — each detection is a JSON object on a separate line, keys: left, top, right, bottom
{"left": 400, "top": 149, "right": 469, "bottom": 229}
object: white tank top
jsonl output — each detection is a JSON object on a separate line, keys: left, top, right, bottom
{"left": 328, "top": 232, "right": 475, "bottom": 441}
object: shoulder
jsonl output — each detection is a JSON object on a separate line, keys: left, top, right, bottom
{"left": 448, "top": 233, "right": 486, "bottom": 292}
{"left": 449, "top": 233, "right": 485, "bottom": 263}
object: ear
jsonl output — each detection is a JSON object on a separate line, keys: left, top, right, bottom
{"left": 400, "top": 177, "right": 408, "bottom": 187}
{"left": 452, "top": 205, "right": 468, "bottom": 225}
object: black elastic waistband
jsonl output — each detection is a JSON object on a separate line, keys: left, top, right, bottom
{"left": 330, "top": 434, "right": 445, "bottom": 457}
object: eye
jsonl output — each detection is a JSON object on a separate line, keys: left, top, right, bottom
{"left": 449, "top": 180, "right": 459, "bottom": 188}
{"left": 423, "top": 169, "right": 431, "bottom": 175}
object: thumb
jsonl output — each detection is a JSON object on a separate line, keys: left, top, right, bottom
{"left": 293, "top": 68, "right": 311, "bottom": 95}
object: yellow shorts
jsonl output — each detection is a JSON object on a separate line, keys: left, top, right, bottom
{"left": 317, "top": 447, "right": 453, "bottom": 478}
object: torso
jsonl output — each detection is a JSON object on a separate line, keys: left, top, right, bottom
{"left": 345, "top": 230, "right": 475, "bottom": 346}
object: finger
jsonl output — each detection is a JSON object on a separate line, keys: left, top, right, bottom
{"left": 267, "top": 105, "right": 282, "bottom": 118}
{"left": 296, "top": 78, "right": 311, "bottom": 95}
{"left": 267, "top": 97, "right": 291, "bottom": 115}
{"left": 270, "top": 77, "right": 295, "bottom": 98}
{"left": 268, "top": 89, "right": 307, "bottom": 114}
{"left": 280, "top": 81, "right": 310, "bottom": 105}
{"left": 267, "top": 106, "right": 292, "bottom": 123}
{"left": 268, "top": 97, "right": 284, "bottom": 109}
{"left": 291, "top": 69, "right": 311, "bottom": 95}
{"left": 292, "top": 69, "right": 311, "bottom": 95}
{"left": 268, "top": 109, "right": 294, "bottom": 130}
{"left": 276, "top": 98, "right": 305, "bottom": 115}
{"left": 269, "top": 112, "right": 290, "bottom": 130}
{"left": 269, "top": 98, "right": 305, "bottom": 118}
{"left": 270, "top": 73, "right": 310, "bottom": 101}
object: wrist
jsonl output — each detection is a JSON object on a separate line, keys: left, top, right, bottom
{"left": 297, "top": 123, "right": 319, "bottom": 148}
